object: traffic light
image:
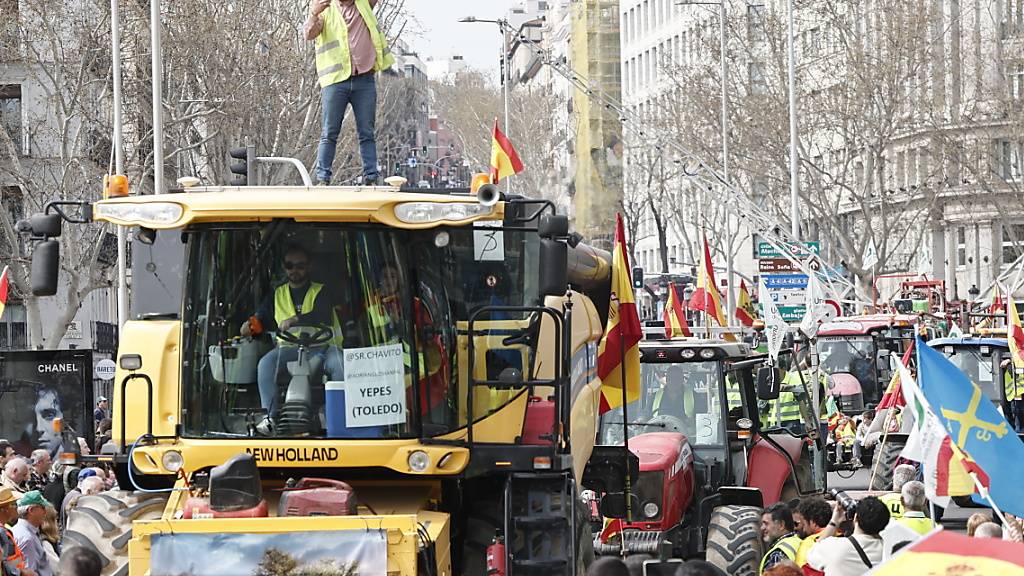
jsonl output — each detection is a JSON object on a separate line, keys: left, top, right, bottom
{"left": 228, "top": 145, "right": 256, "bottom": 186}
{"left": 422, "top": 145, "right": 428, "bottom": 155}
{"left": 632, "top": 266, "right": 644, "bottom": 289}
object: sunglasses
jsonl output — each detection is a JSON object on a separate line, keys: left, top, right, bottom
{"left": 284, "top": 261, "right": 309, "bottom": 270}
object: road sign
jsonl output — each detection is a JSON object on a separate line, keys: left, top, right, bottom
{"left": 407, "top": 157, "right": 417, "bottom": 168}
{"left": 777, "top": 305, "right": 807, "bottom": 322}
{"left": 759, "top": 258, "right": 800, "bottom": 273}
{"left": 757, "top": 241, "right": 821, "bottom": 259}
{"left": 769, "top": 289, "right": 806, "bottom": 305}
{"left": 763, "top": 274, "right": 809, "bottom": 290}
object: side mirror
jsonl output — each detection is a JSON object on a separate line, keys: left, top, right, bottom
{"left": 756, "top": 365, "right": 782, "bottom": 400}
{"left": 28, "top": 213, "right": 62, "bottom": 237}
{"left": 598, "top": 491, "right": 641, "bottom": 519}
{"left": 538, "top": 213, "right": 569, "bottom": 238}
{"left": 539, "top": 238, "right": 568, "bottom": 296}
{"left": 31, "top": 240, "right": 60, "bottom": 296}
{"left": 876, "top": 351, "right": 891, "bottom": 372}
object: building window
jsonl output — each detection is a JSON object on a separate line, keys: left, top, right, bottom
{"left": 748, "top": 62, "right": 766, "bottom": 94}
{"left": 957, "top": 226, "right": 966, "bottom": 266}
{"left": 748, "top": 4, "right": 766, "bottom": 42}
{"left": 1010, "top": 64, "right": 1024, "bottom": 100}
{"left": 0, "top": 85, "right": 22, "bottom": 154}
{"left": 1002, "top": 223, "right": 1024, "bottom": 266}
{"left": 998, "top": 139, "right": 1022, "bottom": 181}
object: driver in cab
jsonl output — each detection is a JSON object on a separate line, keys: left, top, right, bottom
{"left": 242, "top": 245, "right": 344, "bottom": 435}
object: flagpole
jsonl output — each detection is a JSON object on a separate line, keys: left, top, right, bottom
{"left": 969, "top": 472, "right": 1012, "bottom": 528}
{"left": 619, "top": 319, "right": 633, "bottom": 525}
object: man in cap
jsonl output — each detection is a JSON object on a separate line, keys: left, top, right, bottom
{"left": 59, "top": 469, "right": 97, "bottom": 531}
{"left": 0, "top": 487, "right": 32, "bottom": 576}
{"left": 93, "top": 397, "right": 108, "bottom": 424}
{"left": 12, "top": 491, "right": 50, "bottom": 576}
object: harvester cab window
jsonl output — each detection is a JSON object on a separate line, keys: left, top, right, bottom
{"left": 816, "top": 337, "right": 877, "bottom": 402}
{"left": 184, "top": 223, "right": 421, "bottom": 439}
{"left": 944, "top": 346, "right": 1001, "bottom": 402}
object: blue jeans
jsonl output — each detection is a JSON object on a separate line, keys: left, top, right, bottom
{"left": 316, "top": 74, "right": 378, "bottom": 183}
{"left": 257, "top": 345, "right": 344, "bottom": 419}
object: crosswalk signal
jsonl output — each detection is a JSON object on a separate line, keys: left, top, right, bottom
{"left": 228, "top": 145, "right": 256, "bottom": 186}
{"left": 632, "top": 266, "right": 644, "bottom": 289}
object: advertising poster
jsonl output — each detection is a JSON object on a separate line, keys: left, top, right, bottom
{"left": 0, "top": 349, "right": 94, "bottom": 458}
{"left": 150, "top": 530, "right": 387, "bottom": 576}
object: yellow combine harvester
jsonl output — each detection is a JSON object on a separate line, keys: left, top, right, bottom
{"left": 24, "top": 173, "right": 613, "bottom": 575}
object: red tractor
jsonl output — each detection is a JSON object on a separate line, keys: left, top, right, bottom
{"left": 584, "top": 338, "right": 825, "bottom": 575}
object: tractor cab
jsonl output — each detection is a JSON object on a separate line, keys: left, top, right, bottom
{"left": 928, "top": 337, "right": 1011, "bottom": 405}
{"left": 816, "top": 314, "right": 919, "bottom": 413}
{"left": 591, "top": 338, "right": 824, "bottom": 571}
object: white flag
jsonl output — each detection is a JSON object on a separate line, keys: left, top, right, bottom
{"left": 760, "top": 279, "right": 787, "bottom": 363}
{"left": 894, "top": 359, "right": 953, "bottom": 508}
{"left": 799, "top": 272, "right": 828, "bottom": 339}
{"left": 947, "top": 323, "right": 963, "bottom": 338}
{"left": 917, "top": 235, "right": 933, "bottom": 276}
{"left": 863, "top": 240, "right": 879, "bottom": 270}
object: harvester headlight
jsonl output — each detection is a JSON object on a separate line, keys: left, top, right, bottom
{"left": 94, "top": 202, "right": 184, "bottom": 227}
{"left": 394, "top": 202, "right": 494, "bottom": 224}
{"left": 699, "top": 348, "right": 716, "bottom": 360}
{"left": 680, "top": 348, "right": 697, "bottom": 360}
{"left": 161, "top": 450, "right": 184, "bottom": 473}
{"left": 407, "top": 450, "right": 430, "bottom": 473}
{"left": 643, "top": 502, "right": 659, "bottom": 518}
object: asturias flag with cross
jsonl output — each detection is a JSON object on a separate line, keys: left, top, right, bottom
{"left": 916, "top": 337, "right": 1024, "bottom": 517}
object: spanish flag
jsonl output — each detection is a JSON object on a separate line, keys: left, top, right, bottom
{"left": 735, "top": 280, "right": 757, "bottom": 327}
{"left": 688, "top": 235, "right": 727, "bottom": 327}
{"left": 1009, "top": 293, "right": 1024, "bottom": 371}
{"left": 598, "top": 214, "right": 643, "bottom": 414}
{"left": 490, "top": 119, "right": 524, "bottom": 183}
{"left": 664, "top": 282, "right": 691, "bottom": 338}
{"left": 0, "top": 266, "right": 9, "bottom": 321}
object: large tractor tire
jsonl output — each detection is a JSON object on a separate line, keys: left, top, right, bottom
{"left": 705, "top": 505, "right": 764, "bottom": 576}
{"left": 869, "top": 438, "right": 906, "bottom": 492}
{"left": 63, "top": 491, "right": 169, "bottom": 576}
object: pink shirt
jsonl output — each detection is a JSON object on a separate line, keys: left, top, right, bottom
{"left": 305, "top": 0, "right": 378, "bottom": 76}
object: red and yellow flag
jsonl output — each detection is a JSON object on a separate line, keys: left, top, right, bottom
{"left": 688, "top": 235, "right": 727, "bottom": 327}
{"left": 877, "top": 341, "right": 915, "bottom": 409}
{"left": 735, "top": 280, "right": 757, "bottom": 327}
{"left": 0, "top": 266, "right": 9, "bottom": 321}
{"left": 1009, "top": 293, "right": 1024, "bottom": 371}
{"left": 490, "top": 119, "right": 524, "bottom": 183}
{"left": 664, "top": 283, "right": 691, "bottom": 338}
{"left": 872, "top": 530, "right": 1024, "bottom": 575}
{"left": 598, "top": 214, "right": 643, "bottom": 414}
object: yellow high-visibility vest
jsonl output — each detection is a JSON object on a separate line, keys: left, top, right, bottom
{"left": 314, "top": 0, "right": 395, "bottom": 88}
{"left": 273, "top": 283, "right": 343, "bottom": 347}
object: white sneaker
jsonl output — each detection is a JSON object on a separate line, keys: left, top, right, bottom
{"left": 255, "top": 416, "right": 276, "bottom": 436}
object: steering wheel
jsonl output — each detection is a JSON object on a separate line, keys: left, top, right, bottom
{"left": 276, "top": 322, "right": 334, "bottom": 347}
{"left": 642, "top": 414, "right": 687, "bottom": 434}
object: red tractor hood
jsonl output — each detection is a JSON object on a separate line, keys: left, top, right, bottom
{"left": 629, "top": 432, "right": 690, "bottom": 472}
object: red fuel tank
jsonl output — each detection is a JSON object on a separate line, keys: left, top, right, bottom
{"left": 278, "top": 477, "right": 358, "bottom": 517}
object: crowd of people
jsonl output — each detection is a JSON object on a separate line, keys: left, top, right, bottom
{"left": 0, "top": 403, "right": 112, "bottom": 576}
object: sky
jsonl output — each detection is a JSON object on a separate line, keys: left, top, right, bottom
{"left": 402, "top": 0, "right": 519, "bottom": 76}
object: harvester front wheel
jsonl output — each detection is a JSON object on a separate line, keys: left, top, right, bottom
{"left": 63, "top": 491, "right": 169, "bottom": 576}
{"left": 705, "top": 505, "right": 764, "bottom": 576}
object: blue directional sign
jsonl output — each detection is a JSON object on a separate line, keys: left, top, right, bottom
{"left": 763, "top": 274, "right": 809, "bottom": 290}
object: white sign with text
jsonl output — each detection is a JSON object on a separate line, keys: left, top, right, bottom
{"left": 340, "top": 344, "right": 406, "bottom": 428}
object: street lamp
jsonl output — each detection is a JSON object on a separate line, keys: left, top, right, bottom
{"left": 677, "top": 0, "right": 733, "bottom": 322}
{"left": 459, "top": 15, "right": 512, "bottom": 135}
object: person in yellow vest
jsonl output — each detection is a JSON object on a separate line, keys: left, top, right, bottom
{"left": 243, "top": 246, "right": 345, "bottom": 435}
{"left": 762, "top": 369, "right": 805, "bottom": 432}
{"left": 793, "top": 497, "right": 832, "bottom": 568}
{"left": 832, "top": 415, "right": 857, "bottom": 464}
{"left": 894, "top": 481, "right": 936, "bottom": 536}
{"left": 878, "top": 463, "right": 917, "bottom": 521}
{"left": 760, "top": 502, "right": 801, "bottom": 574}
{"left": 305, "top": 0, "right": 394, "bottom": 186}
{"left": 1001, "top": 359, "right": 1024, "bottom": 432}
